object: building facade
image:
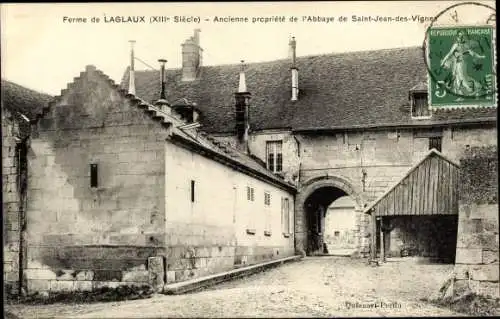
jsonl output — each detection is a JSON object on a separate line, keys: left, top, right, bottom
{"left": 20, "top": 65, "right": 295, "bottom": 293}
{"left": 123, "top": 30, "right": 497, "bottom": 258}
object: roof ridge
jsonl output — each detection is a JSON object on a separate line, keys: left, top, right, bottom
{"left": 1, "top": 79, "right": 53, "bottom": 98}
{"left": 132, "top": 45, "right": 423, "bottom": 73}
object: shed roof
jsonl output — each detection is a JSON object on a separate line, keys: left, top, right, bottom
{"left": 364, "top": 149, "right": 460, "bottom": 216}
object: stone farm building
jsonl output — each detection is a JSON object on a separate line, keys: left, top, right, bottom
{"left": 2, "top": 66, "right": 296, "bottom": 294}
{"left": 122, "top": 30, "right": 496, "bottom": 260}
{"left": 2, "top": 29, "right": 497, "bottom": 295}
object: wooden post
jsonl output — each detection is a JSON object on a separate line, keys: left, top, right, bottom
{"left": 379, "top": 217, "right": 385, "bottom": 263}
{"left": 371, "top": 211, "right": 377, "bottom": 261}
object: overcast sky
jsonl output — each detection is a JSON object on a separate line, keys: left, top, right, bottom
{"left": 1, "top": 1, "right": 495, "bottom": 95}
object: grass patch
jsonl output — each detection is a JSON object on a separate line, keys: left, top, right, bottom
{"left": 5, "top": 284, "right": 155, "bottom": 305}
{"left": 422, "top": 292, "right": 500, "bottom": 316}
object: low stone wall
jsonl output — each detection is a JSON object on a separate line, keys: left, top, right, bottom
{"left": 25, "top": 243, "right": 294, "bottom": 292}
{"left": 25, "top": 245, "right": 166, "bottom": 293}
{"left": 165, "top": 245, "right": 293, "bottom": 283}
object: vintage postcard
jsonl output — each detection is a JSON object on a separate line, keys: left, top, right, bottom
{"left": 2, "top": 1, "right": 498, "bottom": 318}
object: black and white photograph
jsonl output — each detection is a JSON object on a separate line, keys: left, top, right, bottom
{"left": 1, "top": 1, "right": 498, "bottom": 317}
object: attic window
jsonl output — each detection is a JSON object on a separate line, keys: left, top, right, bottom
{"left": 411, "top": 92, "right": 430, "bottom": 118}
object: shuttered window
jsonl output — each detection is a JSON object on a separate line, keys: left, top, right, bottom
{"left": 281, "top": 197, "right": 291, "bottom": 234}
{"left": 246, "top": 186, "right": 254, "bottom": 201}
{"left": 429, "top": 136, "right": 442, "bottom": 152}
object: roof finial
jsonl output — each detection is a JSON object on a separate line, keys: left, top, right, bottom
{"left": 238, "top": 60, "right": 247, "bottom": 93}
{"left": 128, "top": 40, "right": 136, "bottom": 95}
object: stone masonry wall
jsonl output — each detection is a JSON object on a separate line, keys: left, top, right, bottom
{"left": 293, "top": 126, "right": 495, "bottom": 256}
{"left": 24, "top": 66, "right": 169, "bottom": 293}
{"left": 2, "top": 107, "right": 22, "bottom": 294}
{"left": 453, "top": 146, "right": 499, "bottom": 298}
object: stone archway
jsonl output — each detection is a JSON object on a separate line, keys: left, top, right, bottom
{"left": 295, "top": 176, "right": 367, "bottom": 256}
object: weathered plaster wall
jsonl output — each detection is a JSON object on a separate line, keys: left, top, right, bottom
{"left": 2, "top": 107, "right": 22, "bottom": 294}
{"left": 164, "top": 142, "right": 295, "bottom": 283}
{"left": 25, "top": 66, "right": 169, "bottom": 293}
{"left": 442, "top": 127, "right": 498, "bottom": 163}
{"left": 453, "top": 146, "right": 499, "bottom": 298}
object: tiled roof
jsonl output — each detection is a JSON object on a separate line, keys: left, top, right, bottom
{"left": 1, "top": 79, "right": 52, "bottom": 120}
{"left": 40, "top": 66, "right": 294, "bottom": 191}
{"left": 121, "top": 46, "right": 497, "bottom": 133}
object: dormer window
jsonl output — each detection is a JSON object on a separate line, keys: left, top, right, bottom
{"left": 411, "top": 93, "right": 430, "bottom": 118}
{"left": 409, "top": 82, "right": 431, "bottom": 119}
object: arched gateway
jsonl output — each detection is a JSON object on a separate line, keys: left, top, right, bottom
{"left": 295, "top": 176, "right": 369, "bottom": 256}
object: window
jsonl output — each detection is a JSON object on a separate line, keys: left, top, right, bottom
{"left": 264, "top": 192, "right": 271, "bottom": 206}
{"left": 190, "top": 180, "right": 195, "bottom": 202}
{"left": 246, "top": 186, "right": 256, "bottom": 234}
{"left": 90, "top": 164, "right": 98, "bottom": 188}
{"left": 411, "top": 93, "right": 430, "bottom": 118}
{"left": 264, "top": 191, "right": 272, "bottom": 235}
{"left": 429, "top": 136, "right": 442, "bottom": 152}
{"left": 281, "top": 197, "right": 291, "bottom": 235}
{"left": 246, "top": 186, "right": 254, "bottom": 201}
{"left": 266, "top": 141, "right": 283, "bottom": 173}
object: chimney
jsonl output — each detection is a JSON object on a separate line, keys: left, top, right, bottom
{"left": 238, "top": 60, "right": 247, "bottom": 93}
{"left": 181, "top": 29, "right": 203, "bottom": 81}
{"left": 155, "top": 58, "right": 170, "bottom": 113}
{"left": 234, "top": 60, "right": 251, "bottom": 153}
{"left": 290, "top": 37, "right": 299, "bottom": 101}
{"left": 128, "top": 40, "right": 136, "bottom": 95}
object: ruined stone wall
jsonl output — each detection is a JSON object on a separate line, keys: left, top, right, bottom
{"left": 25, "top": 66, "right": 169, "bottom": 293}
{"left": 163, "top": 142, "right": 295, "bottom": 283}
{"left": 2, "top": 107, "right": 22, "bottom": 294}
{"left": 454, "top": 146, "right": 499, "bottom": 298}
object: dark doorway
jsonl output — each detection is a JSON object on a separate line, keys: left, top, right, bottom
{"left": 304, "top": 186, "right": 348, "bottom": 256}
{"left": 377, "top": 215, "right": 458, "bottom": 263}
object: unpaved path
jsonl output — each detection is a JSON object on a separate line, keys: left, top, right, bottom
{"left": 6, "top": 256, "right": 462, "bottom": 318}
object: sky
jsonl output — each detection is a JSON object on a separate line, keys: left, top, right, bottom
{"left": 1, "top": 1, "right": 496, "bottom": 95}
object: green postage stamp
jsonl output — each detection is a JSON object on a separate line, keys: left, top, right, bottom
{"left": 426, "top": 25, "right": 496, "bottom": 108}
